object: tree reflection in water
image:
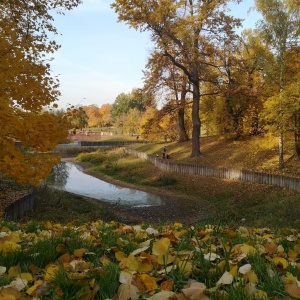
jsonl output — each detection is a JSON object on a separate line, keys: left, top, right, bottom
{"left": 44, "top": 162, "right": 70, "bottom": 188}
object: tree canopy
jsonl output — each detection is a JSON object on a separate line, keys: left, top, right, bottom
{"left": 0, "top": 0, "right": 81, "bottom": 185}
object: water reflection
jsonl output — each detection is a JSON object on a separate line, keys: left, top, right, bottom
{"left": 46, "top": 162, "right": 164, "bottom": 207}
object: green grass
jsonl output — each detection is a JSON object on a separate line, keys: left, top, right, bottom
{"left": 75, "top": 147, "right": 300, "bottom": 229}
{"left": 0, "top": 218, "right": 297, "bottom": 299}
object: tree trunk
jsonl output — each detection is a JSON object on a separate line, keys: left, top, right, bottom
{"left": 191, "top": 81, "right": 201, "bottom": 157}
{"left": 178, "top": 81, "right": 189, "bottom": 142}
{"left": 278, "top": 130, "right": 284, "bottom": 170}
{"left": 294, "top": 113, "right": 300, "bottom": 159}
{"left": 178, "top": 107, "right": 189, "bottom": 142}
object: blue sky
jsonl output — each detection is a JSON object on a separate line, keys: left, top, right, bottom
{"left": 51, "top": 0, "right": 260, "bottom": 109}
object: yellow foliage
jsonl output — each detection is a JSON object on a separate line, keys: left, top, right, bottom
{"left": 0, "top": 0, "right": 80, "bottom": 185}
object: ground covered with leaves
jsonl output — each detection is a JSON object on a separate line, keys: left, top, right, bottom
{"left": 1, "top": 218, "right": 300, "bottom": 299}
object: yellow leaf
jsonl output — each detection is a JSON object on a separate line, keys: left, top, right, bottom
{"left": 284, "top": 272, "right": 298, "bottom": 284}
{"left": 157, "top": 252, "right": 174, "bottom": 265}
{"left": 99, "top": 255, "right": 110, "bottom": 266}
{"left": 0, "top": 266, "right": 6, "bottom": 275}
{"left": 0, "top": 241, "right": 21, "bottom": 254}
{"left": 247, "top": 270, "right": 259, "bottom": 284}
{"left": 285, "top": 282, "right": 300, "bottom": 299}
{"left": 272, "top": 257, "right": 289, "bottom": 269}
{"left": 288, "top": 249, "right": 298, "bottom": 259}
{"left": 26, "top": 280, "right": 44, "bottom": 296}
{"left": 177, "top": 261, "right": 193, "bottom": 276}
{"left": 160, "top": 279, "right": 174, "bottom": 291}
{"left": 240, "top": 244, "right": 257, "bottom": 254}
{"left": 126, "top": 253, "right": 139, "bottom": 271}
{"left": 229, "top": 265, "right": 238, "bottom": 277}
{"left": 137, "top": 260, "right": 153, "bottom": 272}
{"left": 73, "top": 248, "right": 89, "bottom": 258}
{"left": 0, "top": 287, "right": 21, "bottom": 299}
{"left": 141, "top": 274, "right": 158, "bottom": 292}
{"left": 18, "top": 273, "right": 33, "bottom": 282}
{"left": 56, "top": 244, "right": 67, "bottom": 254}
{"left": 115, "top": 251, "right": 126, "bottom": 261}
{"left": 152, "top": 238, "right": 171, "bottom": 256}
{"left": 8, "top": 266, "right": 21, "bottom": 277}
{"left": 44, "top": 264, "right": 59, "bottom": 282}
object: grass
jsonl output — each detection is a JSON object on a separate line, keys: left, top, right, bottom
{"left": 2, "top": 134, "right": 300, "bottom": 298}
{"left": 0, "top": 218, "right": 299, "bottom": 299}
{"left": 75, "top": 145, "right": 300, "bottom": 229}
{"left": 20, "top": 185, "right": 126, "bottom": 225}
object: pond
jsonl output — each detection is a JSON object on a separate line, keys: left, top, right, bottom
{"left": 46, "top": 162, "right": 164, "bottom": 207}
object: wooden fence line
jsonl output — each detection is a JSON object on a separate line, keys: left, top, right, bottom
{"left": 4, "top": 191, "right": 34, "bottom": 220}
{"left": 124, "top": 149, "right": 300, "bottom": 193}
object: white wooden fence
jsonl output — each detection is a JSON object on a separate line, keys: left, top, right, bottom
{"left": 124, "top": 149, "right": 300, "bottom": 193}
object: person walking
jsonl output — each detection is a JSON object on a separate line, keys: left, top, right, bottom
{"left": 162, "top": 146, "right": 166, "bottom": 159}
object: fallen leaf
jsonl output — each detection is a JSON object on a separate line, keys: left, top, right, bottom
{"left": 216, "top": 271, "right": 233, "bottom": 286}
{"left": 147, "top": 291, "right": 176, "bottom": 300}
{"left": 117, "top": 283, "right": 139, "bottom": 300}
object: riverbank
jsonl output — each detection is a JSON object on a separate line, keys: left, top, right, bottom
{"left": 61, "top": 157, "right": 210, "bottom": 225}
{"left": 73, "top": 147, "right": 300, "bottom": 228}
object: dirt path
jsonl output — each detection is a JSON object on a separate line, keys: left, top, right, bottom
{"left": 62, "top": 158, "right": 212, "bottom": 225}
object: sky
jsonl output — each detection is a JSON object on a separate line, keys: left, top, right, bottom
{"left": 51, "top": 0, "right": 261, "bottom": 109}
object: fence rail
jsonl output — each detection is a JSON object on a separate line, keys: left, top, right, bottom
{"left": 124, "top": 148, "right": 300, "bottom": 193}
{"left": 56, "top": 140, "right": 149, "bottom": 150}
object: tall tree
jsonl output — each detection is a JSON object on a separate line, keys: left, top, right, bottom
{"left": 111, "top": 0, "right": 241, "bottom": 157}
{"left": 0, "top": 0, "right": 81, "bottom": 185}
{"left": 255, "top": 0, "right": 300, "bottom": 169}
{"left": 144, "top": 51, "right": 190, "bottom": 142}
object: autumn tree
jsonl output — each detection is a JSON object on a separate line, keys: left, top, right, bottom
{"left": 0, "top": 0, "right": 81, "bottom": 185}
{"left": 70, "top": 107, "right": 89, "bottom": 130}
{"left": 112, "top": 0, "right": 241, "bottom": 157}
{"left": 143, "top": 51, "right": 190, "bottom": 142}
{"left": 208, "top": 29, "right": 268, "bottom": 138}
{"left": 99, "top": 104, "right": 112, "bottom": 127}
{"left": 83, "top": 105, "right": 101, "bottom": 127}
{"left": 255, "top": 0, "right": 300, "bottom": 169}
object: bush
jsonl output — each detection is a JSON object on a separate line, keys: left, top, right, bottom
{"left": 153, "top": 175, "right": 177, "bottom": 186}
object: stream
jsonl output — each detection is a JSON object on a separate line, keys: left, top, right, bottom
{"left": 46, "top": 162, "right": 164, "bottom": 207}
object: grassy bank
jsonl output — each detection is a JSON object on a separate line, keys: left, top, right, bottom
{"left": 75, "top": 144, "right": 300, "bottom": 229}
{"left": 2, "top": 136, "right": 300, "bottom": 299}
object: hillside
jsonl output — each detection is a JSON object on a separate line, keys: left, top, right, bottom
{"left": 132, "top": 135, "right": 300, "bottom": 178}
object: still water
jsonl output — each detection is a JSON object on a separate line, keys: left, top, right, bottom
{"left": 46, "top": 162, "right": 164, "bottom": 207}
